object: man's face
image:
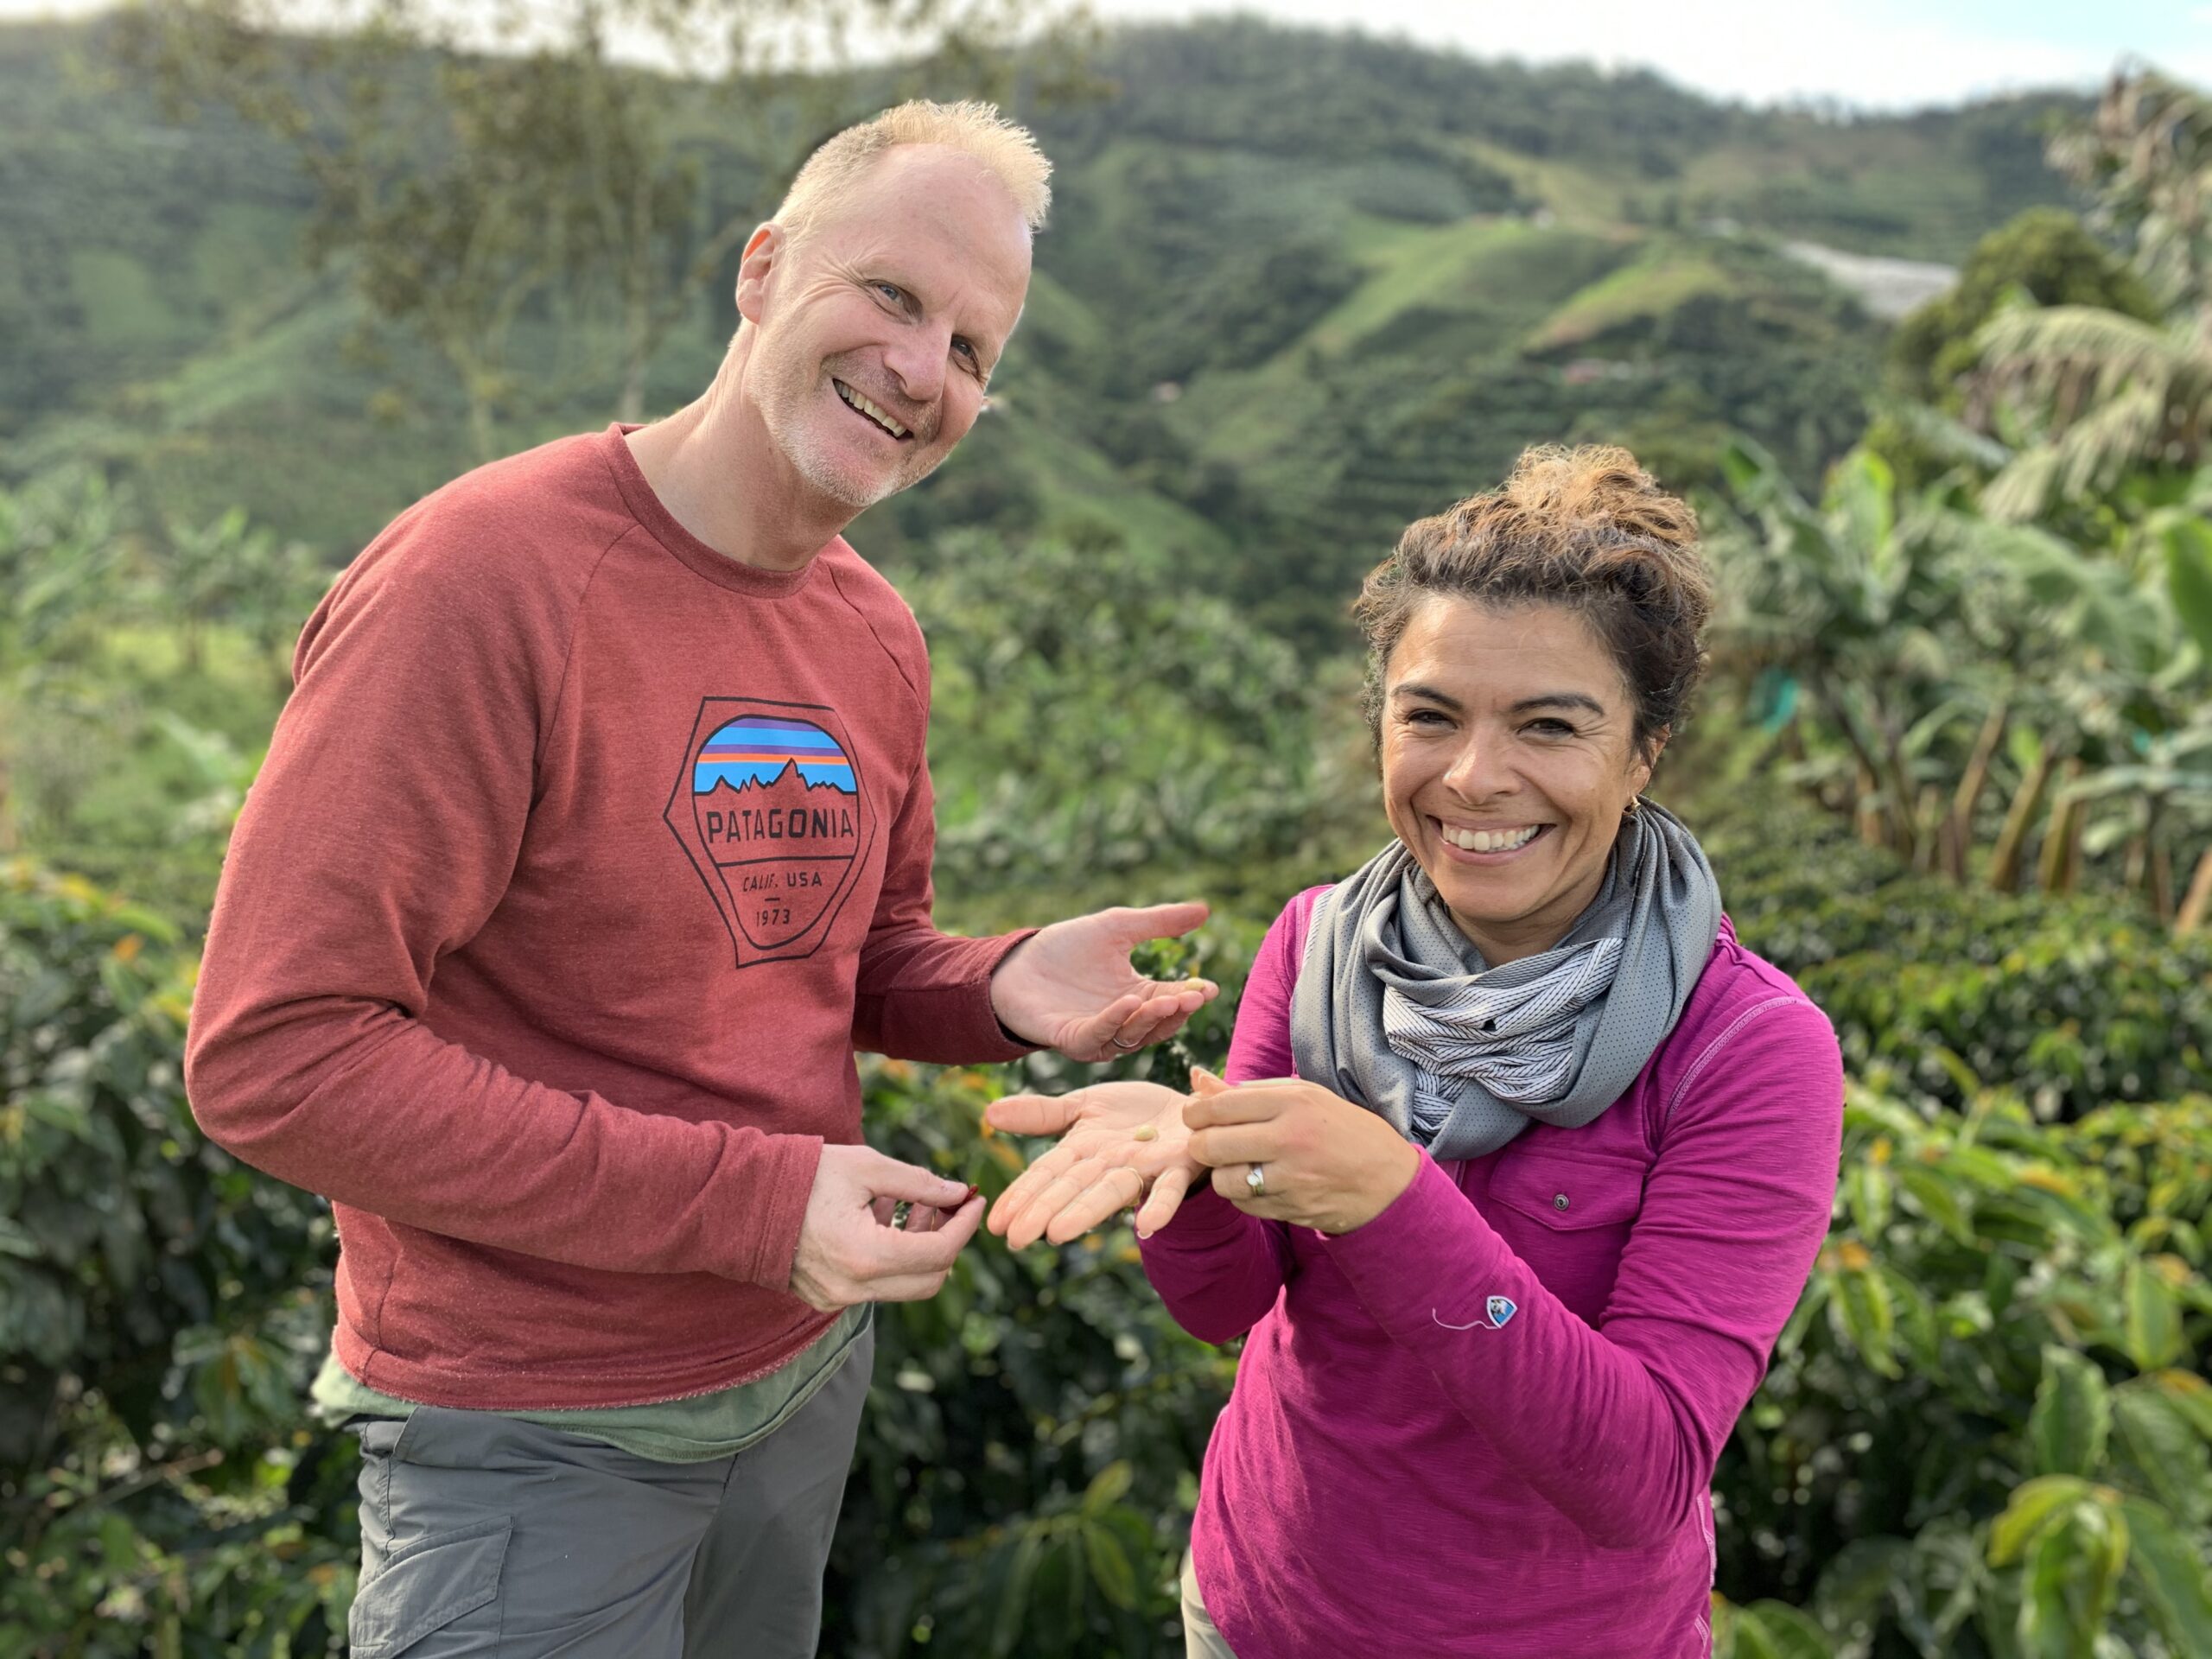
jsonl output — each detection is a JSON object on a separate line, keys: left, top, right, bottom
{"left": 741, "top": 145, "right": 1033, "bottom": 512}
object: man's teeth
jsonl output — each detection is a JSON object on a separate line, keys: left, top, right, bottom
{"left": 836, "top": 381, "right": 908, "bottom": 438}
{"left": 1444, "top": 825, "right": 1541, "bottom": 853}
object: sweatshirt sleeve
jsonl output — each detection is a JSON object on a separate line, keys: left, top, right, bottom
{"left": 1319, "top": 998, "right": 1843, "bottom": 1550}
{"left": 185, "top": 518, "right": 820, "bottom": 1290}
{"left": 835, "top": 587, "right": 1039, "bottom": 1065}
{"left": 1135, "top": 894, "right": 1309, "bottom": 1344}
{"left": 849, "top": 744, "right": 1038, "bottom": 1064}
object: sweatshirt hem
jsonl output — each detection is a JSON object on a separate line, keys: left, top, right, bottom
{"left": 334, "top": 1306, "right": 842, "bottom": 1412}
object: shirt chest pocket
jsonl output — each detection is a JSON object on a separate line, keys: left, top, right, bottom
{"left": 1483, "top": 1149, "right": 1649, "bottom": 1322}
{"left": 1487, "top": 1151, "right": 1649, "bottom": 1233}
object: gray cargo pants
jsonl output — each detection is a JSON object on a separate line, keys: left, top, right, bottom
{"left": 344, "top": 1325, "right": 872, "bottom": 1659}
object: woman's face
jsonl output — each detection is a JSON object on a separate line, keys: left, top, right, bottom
{"left": 1379, "top": 596, "right": 1659, "bottom": 964}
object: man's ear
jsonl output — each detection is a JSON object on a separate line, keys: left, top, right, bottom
{"left": 734, "top": 222, "right": 784, "bottom": 327}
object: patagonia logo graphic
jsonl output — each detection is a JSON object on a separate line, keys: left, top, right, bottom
{"left": 1433, "top": 1294, "right": 1518, "bottom": 1333}
{"left": 664, "top": 698, "right": 874, "bottom": 968}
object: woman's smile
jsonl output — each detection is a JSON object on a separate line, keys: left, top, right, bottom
{"left": 1428, "top": 819, "right": 1552, "bottom": 860}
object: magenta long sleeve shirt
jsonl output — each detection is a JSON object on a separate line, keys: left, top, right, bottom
{"left": 1140, "top": 887, "right": 1844, "bottom": 1658}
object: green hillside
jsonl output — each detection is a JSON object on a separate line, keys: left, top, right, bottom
{"left": 0, "top": 15, "right": 2085, "bottom": 637}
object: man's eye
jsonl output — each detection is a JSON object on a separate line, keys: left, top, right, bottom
{"left": 874, "top": 282, "right": 905, "bottom": 304}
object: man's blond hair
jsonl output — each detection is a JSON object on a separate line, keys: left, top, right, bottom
{"left": 775, "top": 99, "right": 1052, "bottom": 240}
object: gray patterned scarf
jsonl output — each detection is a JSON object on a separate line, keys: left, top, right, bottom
{"left": 1287, "top": 801, "right": 1721, "bottom": 1160}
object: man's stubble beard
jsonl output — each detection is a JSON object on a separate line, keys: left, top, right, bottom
{"left": 761, "top": 353, "right": 942, "bottom": 513}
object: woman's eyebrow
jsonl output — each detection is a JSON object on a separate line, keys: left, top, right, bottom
{"left": 1506, "top": 693, "right": 1608, "bottom": 717}
{"left": 1391, "top": 681, "right": 1462, "bottom": 710}
{"left": 1392, "top": 684, "right": 1608, "bottom": 718}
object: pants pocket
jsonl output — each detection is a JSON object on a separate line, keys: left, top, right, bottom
{"left": 350, "top": 1515, "right": 511, "bottom": 1658}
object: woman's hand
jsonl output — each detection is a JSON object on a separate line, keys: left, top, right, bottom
{"left": 983, "top": 1072, "right": 1221, "bottom": 1248}
{"left": 1185, "top": 1078, "right": 1421, "bottom": 1236}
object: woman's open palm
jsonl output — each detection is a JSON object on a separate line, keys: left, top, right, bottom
{"left": 984, "top": 1072, "right": 1225, "bottom": 1247}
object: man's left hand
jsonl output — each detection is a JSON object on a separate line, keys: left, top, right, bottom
{"left": 1185, "top": 1078, "right": 1420, "bottom": 1236}
{"left": 990, "top": 902, "right": 1217, "bottom": 1061}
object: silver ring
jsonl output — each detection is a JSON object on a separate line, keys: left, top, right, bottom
{"left": 1246, "top": 1163, "right": 1268, "bottom": 1199}
{"left": 1109, "top": 1034, "right": 1141, "bottom": 1051}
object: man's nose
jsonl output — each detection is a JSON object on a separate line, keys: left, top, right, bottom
{"left": 881, "top": 325, "right": 949, "bottom": 408}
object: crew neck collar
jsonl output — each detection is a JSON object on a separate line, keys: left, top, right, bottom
{"left": 600, "top": 423, "right": 833, "bottom": 598}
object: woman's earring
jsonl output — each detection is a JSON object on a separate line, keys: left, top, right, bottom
{"left": 1624, "top": 796, "right": 1643, "bottom": 822}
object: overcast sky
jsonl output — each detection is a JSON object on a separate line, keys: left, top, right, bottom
{"left": 7, "top": 0, "right": 2207, "bottom": 109}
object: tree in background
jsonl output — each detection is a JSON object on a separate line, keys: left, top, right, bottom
{"left": 1885, "top": 207, "right": 2157, "bottom": 410}
{"left": 1973, "top": 73, "right": 2212, "bottom": 521}
{"left": 118, "top": 0, "right": 1097, "bottom": 454}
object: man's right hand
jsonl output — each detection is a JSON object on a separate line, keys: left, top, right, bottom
{"left": 788, "top": 1144, "right": 983, "bottom": 1311}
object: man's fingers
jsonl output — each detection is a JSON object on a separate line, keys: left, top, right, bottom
{"left": 853, "top": 1147, "right": 972, "bottom": 1210}
{"left": 1135, "top": 1165, "right": 1195, "bottom": 1237}
{"left": 1103, "top": 899, "right": 1210, "bottom": 944}
{"left": 851, "top": 1200, "right": 980, "bottom": 1280}
{"left": 867, "top": 1269, "right": 958, "bottom": 1303}
{"left": 984, "top": 1092, "right": 1089, "bottom": 1136}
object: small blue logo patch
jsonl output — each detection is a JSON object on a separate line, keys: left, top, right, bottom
{"left": 1485, "top": 1295, "right": 1517, "bottom": 1329}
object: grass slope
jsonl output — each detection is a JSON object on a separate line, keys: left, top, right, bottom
{"left": 0, "top": 16, "right": 2088, "bottom": 633}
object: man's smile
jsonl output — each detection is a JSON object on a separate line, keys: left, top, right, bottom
{"left": 832, "top": 378, "right": 915, "bottom": 441}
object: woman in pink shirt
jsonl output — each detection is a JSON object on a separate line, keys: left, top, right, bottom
{"left": 986, "top": 445, "right": 1845, "bottom": 1657}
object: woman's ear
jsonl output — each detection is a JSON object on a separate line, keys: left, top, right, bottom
{"left": 1632, "top": 726, "right": 1670, "bottom": 794}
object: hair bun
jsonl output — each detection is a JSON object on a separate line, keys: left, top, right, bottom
{"left": 1502, "top": 445, "right": 1699, "bottom": 552}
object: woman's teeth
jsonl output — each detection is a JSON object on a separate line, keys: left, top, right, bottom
{"left": 1443, "top": 824, "right": 1541, "bottom": 854}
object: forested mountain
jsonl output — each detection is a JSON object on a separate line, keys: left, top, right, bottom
{"left": 1, "top": 15, "right": 2082, "bottom": 638}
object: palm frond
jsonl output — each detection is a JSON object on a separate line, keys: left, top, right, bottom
{"left": 1977, "top": 305, "right": 2190, "bottom": 392}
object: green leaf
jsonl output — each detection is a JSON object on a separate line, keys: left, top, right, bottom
{"left": 1832, "top": 1260, "right": 1901, "bottom": 1379}
{"left": 2120, "top": 1495, "right": 2212, "bottom": 1656}
{"left": 1080, "top": 1459, "right": 1132, "bottom": 1517}
{"left": 2162, "top": 515, "right": 2212, "bottom": 659}
{"left": 1732, "top": 1599, "right": 1835, "bottom": 1659}
{"left": 2145, "top": 1369, "right": 2212, "bottom": 1442}
{"left": 1811, "top": 1537, "right": 1913, "bottom": 1634}
{"left": 2018, "top": 1503, "right": 2126, "bottom": 1659}
{"left": 2028, "top": 1347, "right": 2111, "bottom": 1478}
{"left": 988, "top": 1526, "right": 1045, "bottom": 1658}
{"left": 1079, "top": 1519, "right": 1137, "bottom": 1610}
{"left": 1990, "top": 1476, "right": 2093, "bottom": 1566}
{"left": 2110, "top": 1383, "right": 2211, "bottom": 1526}
{"left": 1845, "top": 1160, "right": 1892, "bottom": 1241}
{"left": 2122, "top": 1257, "right": 2187, "bottom": 1371}
{"left": 1898, "top": 1164, "right": 1974, "bottom": 1245}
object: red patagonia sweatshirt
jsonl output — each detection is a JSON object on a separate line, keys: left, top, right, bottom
{"left": 186, "top": 426, "right": 1033, "bottom": 1408}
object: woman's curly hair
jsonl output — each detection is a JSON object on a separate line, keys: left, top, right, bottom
{"left": 1352, "top": 445, "right": 1713, "bottom": 764}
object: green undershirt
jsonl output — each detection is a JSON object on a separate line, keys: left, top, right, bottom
{"left": 310, "top": 1303, "right": 872, "bottom": 1464}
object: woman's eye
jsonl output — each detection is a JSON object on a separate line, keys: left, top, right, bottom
{"left": 953, "top": 338, "right": 976, "bottom": 361}
{"left": 1526, "top": 719, "right": 1576, "bottom": 737}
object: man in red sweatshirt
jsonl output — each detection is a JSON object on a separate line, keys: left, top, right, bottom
{"left": 185, "top": 100, "right": 1211, "bottom": 1657}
